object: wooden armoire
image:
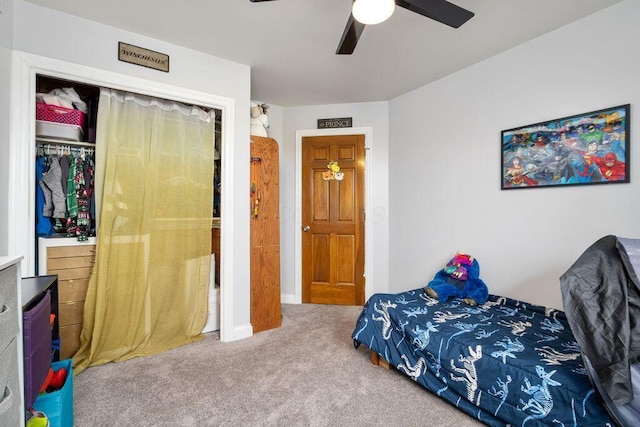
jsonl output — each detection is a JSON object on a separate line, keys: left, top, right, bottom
{"left": 250, "top": 136, "right": 281, "bottom": 332}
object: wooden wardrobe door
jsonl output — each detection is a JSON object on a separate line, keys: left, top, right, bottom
{"left": 250, "top": 136, "right": 281, "bottom": 332}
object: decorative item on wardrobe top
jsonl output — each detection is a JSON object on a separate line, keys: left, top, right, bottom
{"left": 250, "top": 102, "right": 269, "bottom": 137}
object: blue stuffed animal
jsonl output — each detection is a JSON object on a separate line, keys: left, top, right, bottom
{"left": 424, "top": 252, "right": 488, "bottom": 306}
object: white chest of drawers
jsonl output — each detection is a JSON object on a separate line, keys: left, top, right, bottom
{"left": 0, "top": 256, "right": 25, "bottom": 427}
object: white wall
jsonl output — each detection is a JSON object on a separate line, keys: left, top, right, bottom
{"left": 388, "top": 0, "right": 640, "bottom": 310}
{"left": 264, "top": 103, "right": 284, "bottom": 144}
{"left": 8, "top": 0, "right": 253, "bottom": 339}
{"left": 0, "top": 0, "right": 14, "bottom": 255}
{"left": 281, "top": 102, "right": 389, "bottom": 301}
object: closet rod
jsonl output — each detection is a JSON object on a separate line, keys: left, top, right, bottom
{"left": 36, "top": 137, "right": 95, "bottom": 148}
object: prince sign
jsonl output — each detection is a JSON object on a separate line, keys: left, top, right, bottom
{"left": 318, "top": 117, "right": 352, "bottom": 129}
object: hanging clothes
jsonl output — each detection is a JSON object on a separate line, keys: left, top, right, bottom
{"left": 87, "top": 154, "right": 96, "bottom": 236}
{"left": 59, "top": 154, "right": 70, "bottom": 198}
{"left": 75, "top": 154, "right": 90, "bottom": 241}
{"left": 35, "top": 146, "right": 95, "bottom": 241}
{"left": 65, "top": 152, "right": 78, "bottom": 238}
{"left": 39, "top": 154, "right": 66, "bottom": 219}
{"left": 35, "top": 156, "right": 55, "bottom": 236}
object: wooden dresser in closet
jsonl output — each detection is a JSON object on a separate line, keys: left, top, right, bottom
{"left": 39, "top": 237, "right": 95, "bottom": 360}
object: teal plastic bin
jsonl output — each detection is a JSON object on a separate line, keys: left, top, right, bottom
{"left": 32, "top": 359, "right": 73, "bottom": 427}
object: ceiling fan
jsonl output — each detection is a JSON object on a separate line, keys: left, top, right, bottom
{"left": 250, "top": 0, "right": 474, "bottom": 55}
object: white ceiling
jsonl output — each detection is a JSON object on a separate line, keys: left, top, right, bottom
{"left": 25, "top": 0, "right": 622, "bottom": 107}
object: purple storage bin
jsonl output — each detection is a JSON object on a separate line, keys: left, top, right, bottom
{"left": 23, "top": 290, "right": 52, "bottom": 410}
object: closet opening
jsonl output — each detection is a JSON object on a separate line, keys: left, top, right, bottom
{"left": 34, "top": 74, "right": 223, "bottom": 360}
{"left": 35, "top": 75, "right": 222, "bottom": 244}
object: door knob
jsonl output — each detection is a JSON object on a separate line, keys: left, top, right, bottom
{"left": 303, "top": 225, "right": 310, "bottom": 232}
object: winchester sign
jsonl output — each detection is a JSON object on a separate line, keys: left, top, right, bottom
{"left": 118, "top": 42, "right": 170, "bottom": 73}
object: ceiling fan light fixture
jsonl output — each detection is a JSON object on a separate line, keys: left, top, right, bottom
{"left": 352, "top": 0, "right": 396, "bottom": 25}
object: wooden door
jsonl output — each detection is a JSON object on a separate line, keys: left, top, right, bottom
{"left": 302, "top": 134, "right": 365, "bottom": 305}
{"left": 250, "top": 136, "right": 281, "bottom": 332}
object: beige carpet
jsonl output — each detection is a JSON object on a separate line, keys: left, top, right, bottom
{"left": 73, "top": 303, "right": 483, "bottom": 426}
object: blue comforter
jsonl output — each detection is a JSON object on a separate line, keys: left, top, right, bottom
{"left": 352, "top": 289, "right": 615, "bottom": 426}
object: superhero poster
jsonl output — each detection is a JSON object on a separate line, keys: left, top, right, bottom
{"left": 501, "top": 104, "right": 630, "bottom": 189}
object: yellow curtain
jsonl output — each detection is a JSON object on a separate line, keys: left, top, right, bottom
{"left": 73, "top": 89, "right": 214, "bottom": 374}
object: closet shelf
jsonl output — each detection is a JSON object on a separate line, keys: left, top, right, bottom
{"left": 36, "top": 137, "right": 96, "bottom": 148}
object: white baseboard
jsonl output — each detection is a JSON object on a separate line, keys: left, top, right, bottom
{"left": 281, "top": 293, "right": 299, "bottom": 304}
{"left": 231, "top": 323, "right": 253, "bottom": 341}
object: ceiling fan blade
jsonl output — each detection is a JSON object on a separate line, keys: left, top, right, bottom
{"left": 396, "top": 0, "right": 474, "bottom": 28}
{"left": 249, "top": 0, "right": 276, "bottom": 2}
{"left": 336, "top": 14, "right": 366, "bottom": 55}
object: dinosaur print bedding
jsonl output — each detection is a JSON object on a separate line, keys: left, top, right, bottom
{"left": 352, "top": 289, "right": 615, "bottom": 426}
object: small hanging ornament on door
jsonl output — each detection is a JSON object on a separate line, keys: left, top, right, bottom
{"left": 251, "top": 156, "right": 262, "bottom": 218}
{"left": 322, "top": 161, "right": 344, "bottom": 181}
{"left": 250, "top": 182, "right": 259, "bottom": 218}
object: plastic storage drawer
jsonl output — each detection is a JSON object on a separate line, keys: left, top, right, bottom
{"left": 36, "top": 120, "right": 84, "bottom": 142}
{"left": 0, "top": 264, "right": 18, "bottom": 348}
{"left": 0, "top": 339, "right": 21, "bottom": 427}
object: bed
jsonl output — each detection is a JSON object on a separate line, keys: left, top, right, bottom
{"left": 352, "top": 289, "right": 616, "bottom": 426}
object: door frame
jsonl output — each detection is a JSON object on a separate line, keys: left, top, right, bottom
{"left": 9, "top": 51, "right": 237, "bottom": 342}
{"left": 294, "top": 127, "right": 373, "bottom": 305}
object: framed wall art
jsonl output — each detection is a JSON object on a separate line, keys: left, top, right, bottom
{"left": 501, "top": 104, "right": 630, "bottom": 189}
